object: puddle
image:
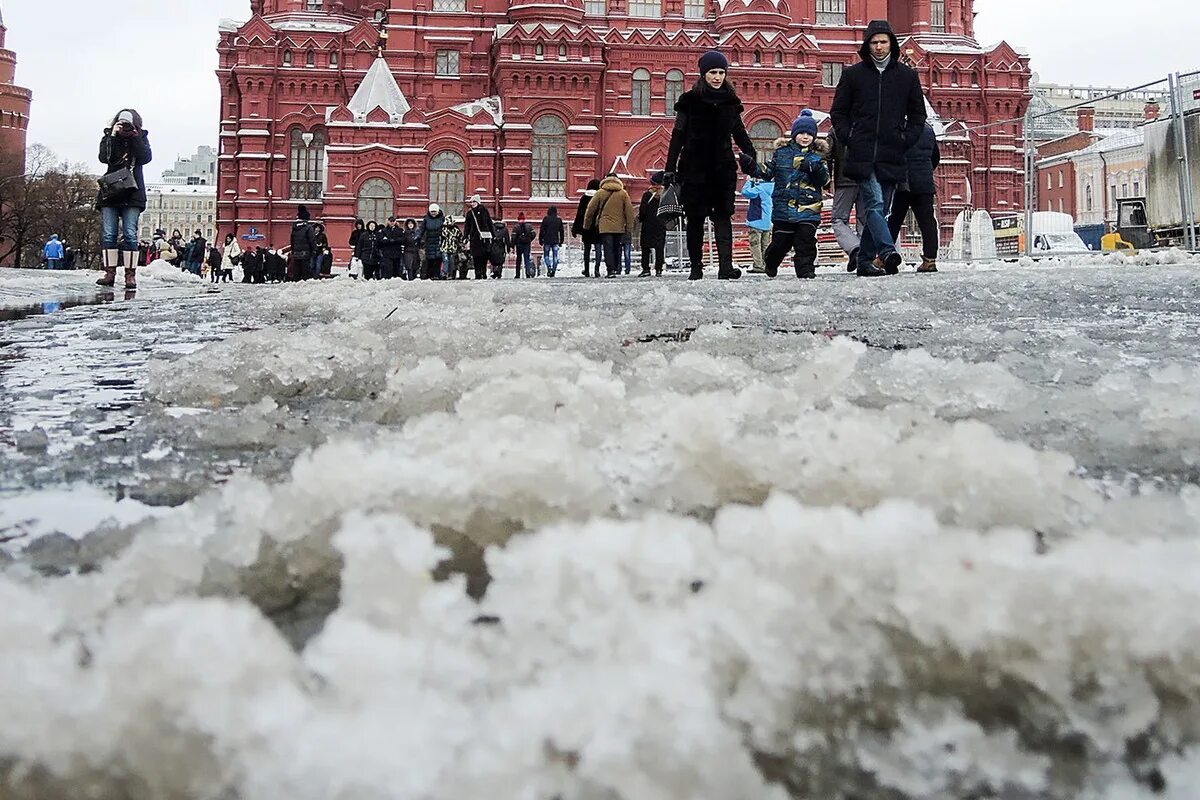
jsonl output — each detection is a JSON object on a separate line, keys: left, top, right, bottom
{"left": 0, "top": 292, "right": 138, "bottom": 322}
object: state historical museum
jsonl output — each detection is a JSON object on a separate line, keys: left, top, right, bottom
{"left": 217, "top": 0, "right": 1031, "bottom": 254}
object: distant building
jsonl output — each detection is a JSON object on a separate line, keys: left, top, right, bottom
{"left": 141, "top": 184, "right": 218, "bottom": 243}
{"left": 161, "top": 145, "right": 218, "bottom": 186}
{"left": 1035, "top": 80, "right": 1160, "bottom": 130}
{"left": 0, "top": 6, "right": 31, "bottom": 172}
{"left": 216, "top": 0, "right": 1032, "bottom": 255}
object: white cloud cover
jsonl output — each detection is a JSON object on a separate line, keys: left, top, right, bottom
{"left": 4, "top": 0, "right": 1197, "bottom": 178}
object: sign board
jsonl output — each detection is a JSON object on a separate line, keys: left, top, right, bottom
{"left": 241, "top": 226, "right": 266, "bottom": 242}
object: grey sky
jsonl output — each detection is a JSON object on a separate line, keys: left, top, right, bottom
{"left": 5, "top": 0, "right": 1196, "bottom": 179}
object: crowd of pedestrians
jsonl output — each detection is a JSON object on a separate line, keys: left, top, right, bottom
{"left": 65, "top": 21, "right": 937, "bottom": 293}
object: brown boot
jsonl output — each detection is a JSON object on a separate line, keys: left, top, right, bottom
{"left": 124, "top": 268, "right": 137, "bottom": 290}
{"left": 96, "top": 248, "right": 119, "bottom": 286}
{"left": 917, "top": 257, "right": 938, "bottom": 273}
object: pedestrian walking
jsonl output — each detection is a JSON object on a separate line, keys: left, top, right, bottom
{"left": 829, "top": 19, "right": 927, "bottom": 277}
{"left": 511, "top": 212, "right": 536, "bottom": 278}
{"left": 96, "top": 108, "right": 152, "bottom": 289}
{"left": 220, "top": 233, "right": 241, "bottom": 283}
{"left": 289, "top": 205, "right": 316, "bottom": 281}
{"left": 538, "top": 205, "right": 565, "bottom": 277}
{"left": 826, "top": 127, "right": 866, "bottom": 272}
{"left": 742, "top": 110, "right": 830, "bottom": 279}
{"left": 663, "top": 50, "right": 756, "bottom": 280}
{"left": 583, "top": 173, "right": 636, "bottom": 278}
{"left": 421, "top": 203, "right": 446, "bottom": 279}
{"left": 739, "top": 174, "right": 773, "bottom": 274}
{"left": 464, "top": 195, "right": 495, "bottom": 280}
{"left": 637, "top": 175, "right": 667, "bottom": 276}
{"left": 888, "top": 122, "right": 941, "bottom": 273}
{"left": 42, "top": 234, "right": 64, "bottom": 270}
{"left": 571, "top": 179, "right": 604, "bottom": 278}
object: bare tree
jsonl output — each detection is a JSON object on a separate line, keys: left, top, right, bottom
{"left": 0, "top": 144, "right": 101, "bottom": 269}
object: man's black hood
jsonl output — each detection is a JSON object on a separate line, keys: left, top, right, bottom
{"left": 859, "top": 19, "right": 901, "bottom": 62}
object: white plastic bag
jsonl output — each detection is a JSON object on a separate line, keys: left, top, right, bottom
{"left": 349, "top": 257, "right": 363, "bottom": 277}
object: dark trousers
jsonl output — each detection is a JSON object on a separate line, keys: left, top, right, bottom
{"left": 600, "top": 233, "right": 624, "bottom": 276}
{"left": 472, "top": 253, "right": 489, "bottom": 279}
{"left": 685, "top": 212, "right": 733, "bottom": 273}
{"left": 888, "top": 191, "right": 939, "bottom": 260}
{"left": 764, "top": 221, "right": 818, "bottom": 277}
{"left": 641, "top": 243, "right": 664, "bottom": 273}
{"left": 582, "top": 237, "right": 602, "bottom": 276}
{"left": 380, "top": 255, "right": 402, "bottom": 279}
{"left": 424, "top": 256, "right": 443, "bottom": 280}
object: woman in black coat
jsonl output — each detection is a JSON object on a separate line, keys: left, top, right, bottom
{"left": 571, "top": 179, "right": 603, "bottom": 277}
{"left": 637, "top": 175, "right": 668, "bottom": 277}
{"left": 888, "top": 123, "right": 941, "bottom": 273}
{"left": 96, "top": 108, "right": 152, "bottom": 288}
{"left": 664, "top": 51, "right": 755, "bottom": 281}
{"left": 360, "top": 220, "right": 381, "bottom": 280}
{"left": 464, "top": 195, "right": 495, "bottom": 280}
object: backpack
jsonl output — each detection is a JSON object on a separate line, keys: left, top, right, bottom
{"left": 207, "top": 247, "right": 222, "bottom": 268}
{"left": 515, "top": 223, "right": 535, "bottom": 247}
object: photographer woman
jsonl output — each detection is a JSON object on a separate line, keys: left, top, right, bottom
{"left": 96, "top": 109, "right": 152, "bottom": 289}
{"left": 663, "top": 51, "right": 755, "bottom": 281}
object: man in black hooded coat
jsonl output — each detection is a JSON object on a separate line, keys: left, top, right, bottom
{"left": 830, "top": 19, "right": 926, "bottom": 277}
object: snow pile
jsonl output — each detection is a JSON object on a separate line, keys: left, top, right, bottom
{"left": 138, "top": 259, "right": 204, "bottom": 284}
{"left": 4, "top": 264, "right": 1200, "bottom": 799}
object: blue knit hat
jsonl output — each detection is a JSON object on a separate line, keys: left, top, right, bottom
{"left": 791, "top": 109, "right": 818, "bottom": 139}
{"left": 698, "top": 50, "right": 729, "bottom": 75}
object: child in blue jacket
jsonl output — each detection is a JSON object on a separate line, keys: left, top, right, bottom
{"left": 740, "top": 176, "right": 773, "bottom": 273}
{"left": 741, "top": 109, "right": 830, "bottom": 278}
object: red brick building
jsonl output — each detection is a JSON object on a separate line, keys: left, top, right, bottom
{"left": 0, "top": 6, "right": 31, "bottom": 175}
{"left": 216, "top": 0, "right": 1031, "bottom": 256}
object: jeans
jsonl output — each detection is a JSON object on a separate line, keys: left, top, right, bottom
{"left": 764, "top": 221, "right": 818, "bottom": 277}
{"left": 582, "top": 238, "right": 603, "bottom": 276}
{"left": 46, "top": 258, "right": 62, "bottom": 270}
{"left": 600, "top": 233, "right": 623, "bottom": 276}
{"left": 856, "top": 172, "right": 897, "bottom": 264}
{"left": 100, "top": 206, "right": 141, "bottom": 252}
{"left": 442, "top": 252, "right": 454, "bottom": 279}
{"left": 542, "top": 244, "right": 559, "bottom": 276}
{"left": 888, "top": 190, "right": 939, "bottom": 260}
{"left": 831, "top": 185, "right": 866, "bottom": 255}
{"left": 514, "top": 245, "right": 533, "bottom": 278}
{"left": 622, "top": 237, "right": 632, "bottom": 274}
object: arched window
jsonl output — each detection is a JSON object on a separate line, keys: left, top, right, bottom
{"left": 749, "top": 119, "right": 782, "bottom": 161}
{"left": 665, "top": 69, "right": 685, "bottom": 116}
{"left": 329, "top": 51, "right": 339, "bottom": 68}
{"left": 631, "top": 68, "right": 651, "bottom": 115}
{"left": 356, "top": 178, "right": 394, "bottom": 223}
{"left": 429, "top": 151, "right": 465, "bottom": 211}
{"left": 535, "top": 43, "right": 544, "bottom": 58}
{"left": 306, "top": 50, "right": 316, "bottom": 67}
{"left": 531, "top": 115, "right": 567, "bottom": 197}
{"left": 283, "top": 50, "right": 293, "bottom": 66}
{"left": 558, "top": 44, "right": 568, "bottom": 60}
{"left": 289, "top": 127, "right": 326, "bottom": 200}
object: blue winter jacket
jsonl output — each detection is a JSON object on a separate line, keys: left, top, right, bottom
{"left": 740, "top": 178, "right": 774, "bottom": 232}
{"left": 43, "top": 236, "right": 64, "bottom": 260}
{"left": 750, "top": 138, "right": 830, "bottom": 225}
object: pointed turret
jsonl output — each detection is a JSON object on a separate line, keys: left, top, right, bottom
{"left": 347, "top": 56, "right": 410, "bottom": 123}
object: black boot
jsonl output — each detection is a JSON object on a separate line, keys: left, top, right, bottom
{"left": 688, "top": 264, "right": 703, "bottom": 280}
{"left": 847, "top": 247, "right": 859, "bottom": 272}
{"left": 882, "top": 250, "right": 903, "bottom": 275}
{"left": 857, "top": 256, "right": 887, "bottom": 278}
{"left": 638, "top": 267, "right": 651, "bottom": 277}
{"left": 715, "top": 220, "right": 740, "bottom": 280}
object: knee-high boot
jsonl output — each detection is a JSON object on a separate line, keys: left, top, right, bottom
{"left": 97, "top": 249, "right": 119, "bottom": 287}
{"left": 713, "top": 218, "right": 740, "bottom": 280}
{"left": 122, "top": 250, "right": 137, "bottom": 289}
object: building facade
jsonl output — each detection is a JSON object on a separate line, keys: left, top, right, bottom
{"left": 162, "top": 145, "right": 219, "bottom": 186}
{"left": 141, "top": 184, "right": 219, "bottom": 244}
{"left": 0, "top": 5, "right": 30, "bottom": 175}
{"left": 216, "top": 0, "right": 1031, "bottom": 256}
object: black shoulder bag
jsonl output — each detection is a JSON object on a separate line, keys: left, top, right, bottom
{"left": 98, "top": 140, "right": 139, "bottom": 204}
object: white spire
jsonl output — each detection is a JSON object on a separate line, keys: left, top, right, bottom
{"left": 347, "top": 56, "right": 410, "bottom": 123}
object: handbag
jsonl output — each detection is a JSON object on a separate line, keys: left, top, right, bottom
{"left": 657, "top": 184, "right": 684, "bottom": 223}
{"left": 98, "top": 166, "right": 138, "bottom": 204}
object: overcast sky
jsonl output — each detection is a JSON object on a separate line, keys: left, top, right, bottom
{"left": 5, "top": 0, "right": 1196, "bottom": 179}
